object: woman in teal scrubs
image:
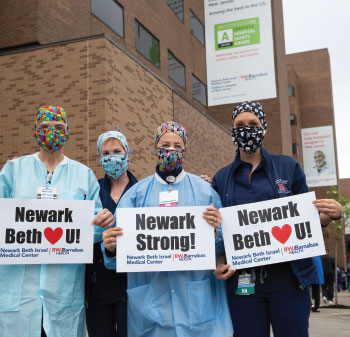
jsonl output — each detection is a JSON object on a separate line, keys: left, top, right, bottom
{"left": 0, "top": 106, "right": 114, "bottom": 337}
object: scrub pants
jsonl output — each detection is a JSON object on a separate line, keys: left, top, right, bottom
{"left": 86, "top": 301, "right": 127, "bottom": 337}
{"left": 227, "top": 263, "right": 310, "bottom": 337}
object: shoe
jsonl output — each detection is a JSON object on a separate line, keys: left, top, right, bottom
{"left": 323, "top": 296, "right": 328, "bottom": 303}
{"left": 328, "top": 300, "right": 334, "bottom": 305}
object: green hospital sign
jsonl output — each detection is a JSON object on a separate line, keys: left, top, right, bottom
{"left": 215, "top": 17, "right": 260, "bottom": 51}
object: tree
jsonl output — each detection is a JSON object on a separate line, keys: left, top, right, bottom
{"left": 326, "top": 186, "right": 350, "bottom": 305}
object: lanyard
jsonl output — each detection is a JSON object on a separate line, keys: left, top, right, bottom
{"left": 46, "top": 172, "right": 53, "bottom": 188}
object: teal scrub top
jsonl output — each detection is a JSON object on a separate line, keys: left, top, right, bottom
{"left": 103, "top": 171, "right": 233, "bottom": 337}
{"left": 0, "top": 154, "right": 102, "bottom": 337}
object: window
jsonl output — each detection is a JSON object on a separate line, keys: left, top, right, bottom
{"left": 135, "top": 21, "right": 160, "bottom": 67}
{"left": 290, "top": 114, "right": 297, "bottom": 126}
{"left": 192, "top": 75, "right": 207, "bottom": 107}
{"left": 168, "top": 51, "right": 185, "bottom": 89}
{"left": 190, "top": 10, "right": 205, "bottom": 45}
{"left": 91, "top": 0, "right": 124, "bottom": 38}
{"left": 288, "top": 85, "right": 295, "bottom": 97}
{"left": 292, "top": 143, "right": 299, "bottom": 155}
{"left": 166, "top": 0, "right": 184, "bottom": 22}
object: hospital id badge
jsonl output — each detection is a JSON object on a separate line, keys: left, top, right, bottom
{"left": 235, "top": 274, "right": 255, "bottom": 295}
{"left": 159, "top": 190, "right": 178, "bottom": 207}
{"left": 37, "top": 187, "right": 57, "bottom": 199}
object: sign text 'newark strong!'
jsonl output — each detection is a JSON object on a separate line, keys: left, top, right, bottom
{"left": 135, "top": 212, "right": 196, "bottom": 252}
{"left": 116, "top": 206, "right": 216, "bottom": 272}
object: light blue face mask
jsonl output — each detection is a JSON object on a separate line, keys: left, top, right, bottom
{"left": 100, "top": 154, "right": 128, "bottom": 179}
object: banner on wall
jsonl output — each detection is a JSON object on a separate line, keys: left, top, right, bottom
{"left": 204, "top": 0, "right": 277, "bottom": 106}
{"left": 301, "top": 126, "right": 337, "bottom": 187}
{"left": 220, "top": 192, "right": 325, "bottom": 270}
{"left": 0, "top": 198, "right": 95, "bottom": 264}
{"left": 116, "top": 206, "right": 216, "bottom": 272}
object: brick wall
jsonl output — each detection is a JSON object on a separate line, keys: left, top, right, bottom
{"left": 0, "top": 0, "right": 39, "bottom": 48}
{"left": 173, "top": 92, "right": 233, "bottom": 178}
{"left": 1, "top": 0, "right": 207, "bottom": 110}
{"left": 0, "top": 36, "right": 232, "bottom": 182}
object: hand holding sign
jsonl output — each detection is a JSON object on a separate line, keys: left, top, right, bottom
{"left": 313, "top": 198, "right": 343, "bottom": 221}
{"left": 214, "top": 254, "right": 236, "bottom": 280}
{"left": 92, "top": 208, "right": 115, "bottom": 228}
{"left": 103, "top": 227, "right": 123, "bottom": 253}
{"left": 202, "top": 203, "right": 221, "bottom": 229}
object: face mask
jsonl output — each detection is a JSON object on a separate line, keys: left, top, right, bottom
{"left": 100, "top": 154, "right": 128, "bottom": 179}
{"left": 232, "top": 126, "right": 265, "bottom": 154}
{"left": 156, "top": 148, "right": 185, "bottom": 172}
{"left": 34, "top": 127, "right": 69, "bottom": 152}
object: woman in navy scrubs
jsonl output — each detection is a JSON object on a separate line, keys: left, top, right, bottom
{"left": 213, "top": 101, "right": 343, "bottom": 337}
{"left": 85, "top": 130, "right": 137, "bottom": 337}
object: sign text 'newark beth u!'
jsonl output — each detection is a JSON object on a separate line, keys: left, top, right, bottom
{"left": 0, "top": 198, "right": 95, "bottom": 264}
{"left": 220, "top": 192, "right": 325, "bottom": 269}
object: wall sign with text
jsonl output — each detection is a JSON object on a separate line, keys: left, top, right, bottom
{"left": 204, "top": 0, "right": 276, "bottom": 106}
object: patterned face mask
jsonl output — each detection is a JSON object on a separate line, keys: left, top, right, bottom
{"left": 34, "top": 126, "right": 69, "bottom": 152}
{"left": 232, "top": 126, "right": 265, "bottom": 154}
{"left": 100, "top": 154, "right": 128, "bottom": 179}
{"left": 156, "top": 148, "right": 185, "bottom": 172}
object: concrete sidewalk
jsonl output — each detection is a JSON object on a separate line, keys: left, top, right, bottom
{"left": 309, "top": 291, "right": 350, "bottom": 337}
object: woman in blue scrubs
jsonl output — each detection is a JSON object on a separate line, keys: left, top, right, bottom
{"left": 85, "top": 130, "right": 138, "bottom": 337}
{"left": 102, "top": 121, "right": 233, "bottom": 337}
{"left": 0, "top": 106, "right": 114, "bottom": 337}
{"left": 213, "top": 101, "right": 343, "bottom": 337}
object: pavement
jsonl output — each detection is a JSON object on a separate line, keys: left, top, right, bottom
{"left": 309, "top": 291, "right": 350, "bottom": 337}
{"left": 87, "top": 291, "right": 350, "bottom": 337}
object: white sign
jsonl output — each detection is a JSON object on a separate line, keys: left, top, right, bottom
{"left": 204, "top": 0, "right": 276, "bottom": 106}
{"left": 220, "top": 192, "right": 325, "bottom": 269}
{"left": 301, "top": 126, "right": 337, "bottom": 187}
{"left": 0, "top": 198, "right": 95, "bottom": 264}
{"left": 116, "top": 206, "right": 216, "bottom": 272}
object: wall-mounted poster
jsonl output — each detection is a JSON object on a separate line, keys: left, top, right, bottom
{"left": 301, "top": 126, "right": 337, "bottom": 187}
{"left": 204, "top": 0, "right": 276, "bottom": 106}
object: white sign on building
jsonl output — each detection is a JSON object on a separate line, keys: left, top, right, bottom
{"left": 301, "top": 126, "right": 337, "bottom": 187}
{"left": 204, "top": 0, "right": 276, "bottom": 106}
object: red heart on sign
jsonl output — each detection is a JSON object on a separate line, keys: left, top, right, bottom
{"left": 271, "top": 224, "right": 292, "bottom": 244}
{"left": 44, "top": 227, "right": 63, "bottom": 245}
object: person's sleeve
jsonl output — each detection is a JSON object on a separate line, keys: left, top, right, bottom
{"left": 210, "top": 187, "right": 225, "bottom": 258}
{"left": 211, "top": 173, "right": 219, "bottom": 193}
{"left": 87, "top": 169, "right": 104, "bottom": 243}
{"left": 0, "top": 161, "right": 14, "bottom": 198}
{"left": 101, "top": 241, "right": 116, "bottom": 270}
{"left": 101, "top": 186, "right": 137, "bottom": 271}
{"left": 292, "top": 161, "right": 309, "bottom": 195}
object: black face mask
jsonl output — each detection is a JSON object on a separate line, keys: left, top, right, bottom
{"left": 232, "top": 126, "right": 265, "bottom": 154}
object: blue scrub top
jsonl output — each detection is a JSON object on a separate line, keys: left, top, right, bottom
{"left": 103, "top": 171, "right": 233, "bottom": 337}
{"left": 0, "top": 153, "right": 102, "bottom": 337}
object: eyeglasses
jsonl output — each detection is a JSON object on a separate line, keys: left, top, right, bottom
{"left": 37, "top": 124, "right": 66, "bottom": 131}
